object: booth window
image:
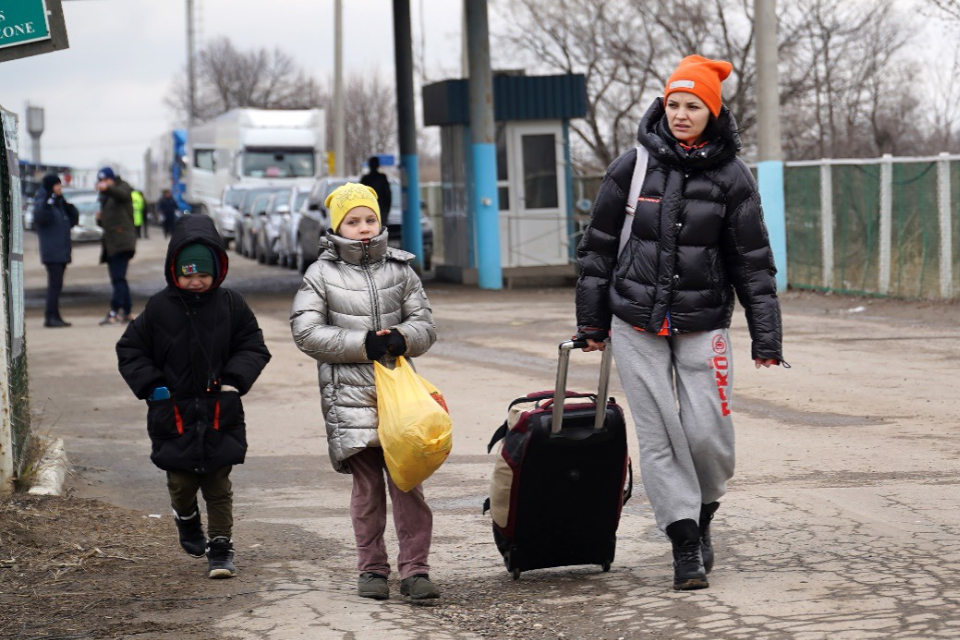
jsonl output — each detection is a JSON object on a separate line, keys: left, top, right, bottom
{"left": 521, "top": 134, "right": 558, "bottom": 209}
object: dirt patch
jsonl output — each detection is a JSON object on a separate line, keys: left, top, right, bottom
{"left": 0, "top": 495, "right": 224, "bottom": 640}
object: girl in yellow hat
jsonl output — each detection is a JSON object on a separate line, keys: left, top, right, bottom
{"left": 290, "top": 182, "right": 441, "bottom": 602}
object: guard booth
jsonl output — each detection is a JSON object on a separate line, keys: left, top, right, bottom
{"left": 423, "top": 73, "right": 586, "bottom": 287}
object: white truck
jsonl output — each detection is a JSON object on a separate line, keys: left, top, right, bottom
{"left": 185, "top": 108, "right": 326, "bottom": 216}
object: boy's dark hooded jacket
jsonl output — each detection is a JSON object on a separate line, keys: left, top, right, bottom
{"left": 116, "top": 215, "right": 271, "bottom": 473}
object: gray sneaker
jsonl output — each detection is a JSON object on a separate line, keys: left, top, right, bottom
{"left": 399, "top": 574, "right": 440, "bottom": 601}
{"left": 206, "top": 536, "right": 236, "bottom": 579}
{"left": 357, "top": 572, "right": 389, "bottom": 600}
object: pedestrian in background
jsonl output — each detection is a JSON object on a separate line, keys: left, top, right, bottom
{"left": 360, "top": 156, "right": 392, "bottom": 215}
{"left": 158, "top": 189, "right": 179, "bottom": 239}
{"left": 575, "top": 55, "right": 784, "bottom": 591}
{"left": 131, "top": 188, "right": 148, "bottom": 239}
{"left": 290, "top": 183, "right": 440, "bottom": 602}
{"left": 34, "top": 173, "right": 79, "bottom": 328}
{"left": 116, "top": 215, "right": 271, "bottom": 579}
{"left": 95, "top": 167, "right": 137, "bottom": 325}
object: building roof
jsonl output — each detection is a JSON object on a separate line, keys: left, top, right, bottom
{"left": 423, "top": 73, "right": 587, "bottom": 127}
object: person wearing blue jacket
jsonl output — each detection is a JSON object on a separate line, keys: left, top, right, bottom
{"left": 34, "top": 173, "right": 79, "bottom": 328}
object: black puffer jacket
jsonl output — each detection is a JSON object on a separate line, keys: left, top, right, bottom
{"left": 116, "top": 216, "right": 272, "bottom": 473}
{"left": 34, "top": 188, "right": 79, "bottom": 265}
{"left": 576, "top": 98, "right": 782, "bottom": 361}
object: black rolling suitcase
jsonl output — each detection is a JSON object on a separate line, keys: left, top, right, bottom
{"left": 484, "top": 339, "right": 632, "bottom": 580}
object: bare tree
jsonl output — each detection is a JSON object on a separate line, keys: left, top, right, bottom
{"left": 922, "top": 0, "right": 960, "bottom": 20}
{"left": 496, "top": 0, "right": 661, "bottom": 172}
{"left": 324, "top": 75, "right": 399, "bottom": 175}
{"left": 494, "top": 0, "right": 811, "bottom": 170}
{"left": 778, "top": 0, "right": 922, "bottom": 159}
{"left": 166, "top": 37, "right": 324, "bottom": 123}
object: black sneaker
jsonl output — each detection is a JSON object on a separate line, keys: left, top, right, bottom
{"left": 173, "top": 509, "right": 206, "bottom": 558}
{"left": 667, "top": 519, "right": 708, "bottom": 591}
{"left": 399, "top": 574, "right": 440, "bottom": 601}
{"left": 357, "top": 572, "right": 389, "bottom": 600}
{"left": 206, "top": 536, "right": 236, "bottom": 579}
{"left": 699, "top": 502, "right": 720, "bottom": 574}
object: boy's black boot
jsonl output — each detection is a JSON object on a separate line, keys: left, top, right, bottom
{"left": 357, "top": 572, "right": 389, "bottom": 600}
{"left": 206, "top": 536, "right": 236, "bottom": 579}
{"left": 666, "top": 519, "right": 708, "bottom": 591}
{"left": 699, "top": 502, "right": 720, "bottom": 574}
{"left": 172, "top": 508, "right": 207, "bottom": 558}
{"left": 400, "top": 574, "right": 440, "bottom": 601}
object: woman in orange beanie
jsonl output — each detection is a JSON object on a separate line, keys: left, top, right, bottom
{"left": 575, "top": 55, "right": 785, "bottom": 591}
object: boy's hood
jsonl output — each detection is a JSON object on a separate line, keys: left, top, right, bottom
{"left": 164, "top": 215, "right": 229, "bottom": 289}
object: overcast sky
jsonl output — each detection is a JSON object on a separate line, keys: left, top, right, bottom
{"left": 0, "top": 0, "right": 475, "bottom": 178}
{"left": 0, "top": 0, "right": 954, "bottom": 181}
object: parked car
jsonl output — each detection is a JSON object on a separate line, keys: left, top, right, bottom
{"left": 67, "top": 191, "right": 105, "bottom": 243}
{"left": 295, "top": 177, "right": 434, "bottom": 274}
{"left": 239, "top": 192, "right": 275, "bottom": 258}
{"left": 383, "top": 180, "right": 434, "bottom": 271}
{"left": 276, "top": 186, "right": 311, "bottom": 269}
{"left": 232, "top": 187, "right": 283, "bottom": 258}
{"left": 211, "top": 185, "right": 249, "bottom": 247}
{"left": 295, "top": 176, "right": 350, "bottom": 273}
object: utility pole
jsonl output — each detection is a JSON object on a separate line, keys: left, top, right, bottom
{"left": 393, "top": 0, "right": 424, "bottom": 267}
{"left": 186, "top": 0, "right": 196, "bottom": 127}
{"left": 333, "top": 0, "right": 345, "bottom": 175}
{"left": 755, "top": 0, "right": 787, "bottom": 290}
{"left": 466, "top": 0, "right": 501, "bottom": 289}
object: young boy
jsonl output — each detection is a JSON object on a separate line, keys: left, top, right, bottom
{"left": 117, "top": 215, "right": 271, "bottom": 578}
{"left": 290, "top": 183, "right": 440, "bottom": 601}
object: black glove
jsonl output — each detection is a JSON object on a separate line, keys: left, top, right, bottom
{"left": 365, "top": 331, "right": 389, "bottom": 361}
{"left": 386, "top": 330, "right": 407, "bottom": 356}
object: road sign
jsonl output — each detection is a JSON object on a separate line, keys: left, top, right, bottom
{"left": 0, "top": 1, "right": 51, "bottom": 50}
{"left": 0, "top": 0, "right": 68, "bottom": 64}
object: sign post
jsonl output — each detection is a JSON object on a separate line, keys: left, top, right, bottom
{"left": 0, "top": 0, "right": 69, "bottom": 64}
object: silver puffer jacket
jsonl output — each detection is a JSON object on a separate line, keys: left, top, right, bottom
{"left": 290, "top": 231, "right": 437, "bottom": 473}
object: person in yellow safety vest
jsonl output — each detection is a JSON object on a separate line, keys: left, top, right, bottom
{"left": 131, "top": 190, "right": 148, "bottom": 239}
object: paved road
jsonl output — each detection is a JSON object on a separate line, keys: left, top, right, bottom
{"left": 23, "top": 229, "right": 960, "bottom": 639}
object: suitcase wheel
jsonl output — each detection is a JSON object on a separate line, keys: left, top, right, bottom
{"left": 601, "top": 560, "right": 611, "bottom": 573}
{"left": 511, "top": 567, "right": 521, "bottom": 581}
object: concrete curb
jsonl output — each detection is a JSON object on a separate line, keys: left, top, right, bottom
{"left": 27, "top": 437, "right": 68, "bottom": 496}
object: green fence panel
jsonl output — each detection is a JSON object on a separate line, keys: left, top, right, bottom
{"left": 890, "top": 162, "right": 939, "bottom": 298}
{"left": 784, "top": 165, "right": 822, "bottom": 288}
{"left": 832, "top": 164, "right": 880, "bottom": 294}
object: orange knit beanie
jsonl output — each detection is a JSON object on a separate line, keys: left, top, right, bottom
{"left": 664, "top": 55, "right": 733, "bottom": 117}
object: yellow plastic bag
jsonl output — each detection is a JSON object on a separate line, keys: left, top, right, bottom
{"left": 374, "top": 356, "right": 453, "bottom": 492}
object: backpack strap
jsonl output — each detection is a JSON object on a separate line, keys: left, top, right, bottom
{"left": 620, "top": 145, "right": 650, "bottom": 256}
{"left": 487, "top": 421, "right": 509, "bottom": 453}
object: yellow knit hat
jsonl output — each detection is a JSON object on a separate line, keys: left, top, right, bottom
{"left": 325, "top": 182, "right": 381, "bottom": 232}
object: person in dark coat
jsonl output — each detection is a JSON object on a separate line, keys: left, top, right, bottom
{"left": 158, "top": 189, "right": 179, "bottom": 239}
{"left": 575, "top": 55, "right": 785, "bottom": 592}
{"left": 116, "top": 214, "right": 271, "bottom": 579}
{"left": 359, "top": 156, "right": 392, "bottom": 215}
{"left": 96, "top": 166, "right": 138, "bottom": 325}
{"left": 34, "top": 173, "right": 79, "bottom": 328}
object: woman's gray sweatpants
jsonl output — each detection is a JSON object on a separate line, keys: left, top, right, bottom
{"left": 611, "top": 315, "right": 735, "bottom": 532}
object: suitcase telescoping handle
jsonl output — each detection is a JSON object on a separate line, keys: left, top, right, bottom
{"left": 552, "top": 339, "right": 612, "bottom": 434}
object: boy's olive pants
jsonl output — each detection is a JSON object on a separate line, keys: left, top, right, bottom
{"left": 166, "top": 466, "right": 233, "bottom": 539}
